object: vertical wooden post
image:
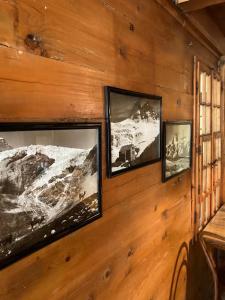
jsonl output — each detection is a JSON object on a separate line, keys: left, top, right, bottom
{"left": 219, "top": 58, "right": 225, "bottom": 204}
{"left": 192, "top": 56, "right": 197, "bottom": 239}
{"left": 196, "top": 61, "right": 201, "bottom": 232}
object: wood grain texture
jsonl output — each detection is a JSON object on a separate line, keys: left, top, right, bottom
{"left": 0, "top": 0, "right": 222, "bottom": 299}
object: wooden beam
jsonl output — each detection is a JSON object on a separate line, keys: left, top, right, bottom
{"left": 178, "top": 0, "right": 225, "bottom": 12}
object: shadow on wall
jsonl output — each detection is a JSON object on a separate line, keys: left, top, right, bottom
{"left": 169, "top": 241, "right": 214, "bottom": 300}
{"left": 169, "top": 242, "right": 188, "bottom": 300}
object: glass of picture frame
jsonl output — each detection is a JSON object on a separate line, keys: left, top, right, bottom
{"left": 162, "top": 121, "right": 192, "bottom": 182}
{"left": 105, "top": 86, "right": 162, "bottom": 177}
{"left": 0, "top": 122, "right": 102, "bottom": 269}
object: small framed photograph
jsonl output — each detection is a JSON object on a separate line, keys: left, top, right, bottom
{"left": 162, "top": 121, "right": 192, "bottom": 182}
{"left": 105, "top": 87, "right": 162, "bottom": 177}
{"left": 0, "top": 123, "right": 102, "bottom": 269}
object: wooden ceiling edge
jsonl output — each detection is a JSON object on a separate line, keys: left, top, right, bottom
{"left": 178, "top": 0, "right": 225, "bottom": 13}
{"left": 155, "top": 0, "right": 222, "bottom": 58}
{"left": 186, "top": 14, "right": 225, "bottom": 55}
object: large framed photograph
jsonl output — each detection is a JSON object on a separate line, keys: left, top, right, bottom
{"left": 162, "top": 121, "right": 192, "bottom": 182}
{"left": 105, "top": 87, "right": 162, "bottom": 177}
{"left": 0, "top": 123, "right": 102, "bottom": 269}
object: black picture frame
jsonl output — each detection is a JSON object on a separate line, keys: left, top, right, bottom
{"left": 0, "top": 122, "right": 102, "bottom": 270}
{"left": 105, "top": 86, "right": 162, "bottom": 177}
{"left": 162, "top": 121, "right": 192, "bottom": 182}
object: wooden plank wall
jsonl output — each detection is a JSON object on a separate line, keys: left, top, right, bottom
{"left": 0, "top": 0, "right": 222, "bottom": 299}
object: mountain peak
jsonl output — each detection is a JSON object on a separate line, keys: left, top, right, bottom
{"left": 130, "top": 101, "right": 159, "bottom": 121}
{"left": 0, "top": 138, "right": 12, "bottom": 152}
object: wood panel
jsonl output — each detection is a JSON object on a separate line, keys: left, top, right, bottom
{"left": 0, "top": 0, "right": 222, "bottom": 299}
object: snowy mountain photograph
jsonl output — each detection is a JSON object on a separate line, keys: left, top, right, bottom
{"left": 163, "top": 122, "right": 192, "bottom": 182}
{"left": 105, "top": 87, "right": 161, "bottom": 176}
{"left": 0, "top": 124, "right": 101, "bottom": 268}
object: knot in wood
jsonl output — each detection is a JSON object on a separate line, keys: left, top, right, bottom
{"left": 129, "top": 23, "right": 135, "bottom": 32}
{"left": 103, "top": 267, "right": 112, "bottom": 280}
{"left": 25, "top": 34, "right": 42, "bottom": 50}
{"left": 65, "top": 255, "right": 71, "bottom": 262}
{"left": 177, "top": 98, "right": 181, "bottom": 106}
{"left": 128, "top": 247, "right": 134, "bottom": 257}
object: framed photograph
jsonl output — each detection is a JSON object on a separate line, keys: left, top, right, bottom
{"left": 162, "top": 121, "right": 192, "bottom": 182}
{"left": 105, "top": 86, "right": 162, "bottom": 177}
{"left": 0, "top": 123, "right": 102, "bottom": 269}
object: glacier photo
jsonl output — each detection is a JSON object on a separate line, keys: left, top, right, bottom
{"left": 0, "top": 133, "right": 100, "bottom": 264}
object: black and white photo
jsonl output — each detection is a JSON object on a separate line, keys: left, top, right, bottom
{"left": 105, "top": 87, "right": 162, "bottom": 177}
{"left": 162, "top": 121, "right": 192, "bottom": 182}
{"left": 0, "top": 123, "right": 102, "bottom": 269}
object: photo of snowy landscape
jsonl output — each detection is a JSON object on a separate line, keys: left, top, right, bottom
{"left": 0, "top": 125, "right": 101, "bottom": 267}
{"left": 107, "top": 89, "right": 161, "bottom": 176}
{"left": 164, "top": 122, "right": 191, "bottom": 181}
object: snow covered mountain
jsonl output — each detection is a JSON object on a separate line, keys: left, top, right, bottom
{"left": 111, "top": 116, "right": 160, "bottom": 170}
{"left": 0, "top": 144, "right": 99, "bottom": 255}
{"left": 0, "top": 145, "right": 98, "bottom": 239}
